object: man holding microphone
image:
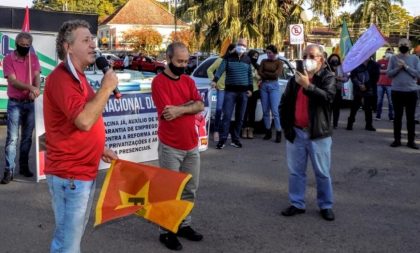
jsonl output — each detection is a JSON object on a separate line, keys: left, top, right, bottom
{"left": 43, "top": 20, "right": 119, "bottom": 253}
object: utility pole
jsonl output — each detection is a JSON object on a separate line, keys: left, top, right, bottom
{"left": 174, "top": 0, "right": 177, "bottom": 35}
{"left": 406, "top": 20, "right": 410, "bottom": 39}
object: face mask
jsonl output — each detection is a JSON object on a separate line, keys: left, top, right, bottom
{"left": 16, "top": 44, "right": 30, "bottom": 56}
{"left": 168, "top": 62, "right": 186, "bottom": 76}
{"left": 303, "top": 59, "right": 318, "bottom": 73}
{"left": 236, "top": 45, "right": 247, "bottom": 54}
{"left": 399, "top": 46, "right": 409, "bottom": 54}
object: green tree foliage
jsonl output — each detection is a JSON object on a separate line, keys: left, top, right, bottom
{"left": 32, "top": 0, "right": 128, "bottom": 22}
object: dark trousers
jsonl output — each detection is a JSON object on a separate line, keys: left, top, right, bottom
{"left": 332, "top": 90, "right": 342, "bottom": 127}
{"left": 391, "top": 90, "right": 418, "bottom": 143}
{"left": 348, "top": 94, "right": 376, "bottom": 127}
{"left": 243, "top": 90, "right": 259, "bottom": 128}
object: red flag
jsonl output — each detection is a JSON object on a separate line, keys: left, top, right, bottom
{"left": 95, "top": 159, "right": 194, "bottom": 233}
{"left": 22, "top": 6, "right": 30, "bottom": 32}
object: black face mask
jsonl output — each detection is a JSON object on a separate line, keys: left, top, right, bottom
{"left": 16, "top": 44, "right": 30, "bottom": 56}
{"left": 399, "top": 46, "right": 409, "bottom": 54}
{"left": 168, "top": 62, "right": 186, "bottom": 76}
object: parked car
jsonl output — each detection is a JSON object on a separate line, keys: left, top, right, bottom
{"left": 190, "top": 54, "right": 294, "bottom": 127}
{"left": 130, "top": 56, "right": 166, "bottom": 73}
{"left": 101, "top": 53, "right": 124, "bottom": 70}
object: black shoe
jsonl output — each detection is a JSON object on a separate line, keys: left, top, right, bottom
{"left": 230, "top": 140, "right": 242, "bottom": 148}
{"left": 177, "top": 226, "right": 203, "bottom": 241}
{"left": 407, "top": 142, "right": 419, "bottom": 150}
{"left": 263, "top": 128, "right": 272, "bottom": 140}
{"left": 281, "top": 205, "right": 305, "bottom": 216}
{"left": 159, "top": 232, "right": 182, "bottom": 251}
{"left": 320, "top": 208, "right": 335, "bottom": 221}
{"left": 19, "top": 169, "right": 34, "bottom": 177}
{"left": 365, "top": 126, "right": 376, "bottom": 131}
{"left": 390, "top": 141, "right": 401, "bottom": 147}
{"left": 0, "top": 171, "right": 13, "bottom": 184}
{"left": 275, "top": 131, "right": 282, "bottom": 143}
{"left": 216, "top": 141, "right": 225, "bottom": 149}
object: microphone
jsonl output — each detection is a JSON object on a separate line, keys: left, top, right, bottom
{"left": 95, "top": 56, "right": 122, "bottom": 99}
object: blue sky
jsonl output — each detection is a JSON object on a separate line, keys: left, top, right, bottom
{"left": 1, "top": 0, "right": 419, "bottom": 17}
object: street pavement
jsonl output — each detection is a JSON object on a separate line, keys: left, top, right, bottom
{"left": 0, "top": 107, "right": 419, "bottom": 253}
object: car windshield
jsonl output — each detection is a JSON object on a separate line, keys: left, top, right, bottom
{"left": 192, "top": 57, "right": 217, "bottom": 78}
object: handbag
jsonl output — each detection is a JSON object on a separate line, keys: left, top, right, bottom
{"left": 342, "top": 79, "right": 353, "bottom": 100}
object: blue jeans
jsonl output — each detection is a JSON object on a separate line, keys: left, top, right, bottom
{"left": 286, "top": 128, "right": 333, "bottom": 209}
{"left": 47, "top": 175, "right": 96, "bottom": 253}
{"left": 376, "top": 85, "right": 394, "bottom": 119}
{"left": 260, "top": 81, "right": 282, "bottom": 131}
{"left": 214, "top": 90, "right": 225, "bottom": 133}
{"left": 4, "top": 100, "right": 35, "bottom": 173}
{"left": 220, "top": 91, "right": 248, "bottom": 142}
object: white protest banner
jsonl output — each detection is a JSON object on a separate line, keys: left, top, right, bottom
{"left": 35, "top": 88, "right": 211, "bottom": 182}
{"left": 289, "top": 24, "right": 304, "bottom": 45}
{"left": 342, "top": 24, "right": 386, "bottom": 73}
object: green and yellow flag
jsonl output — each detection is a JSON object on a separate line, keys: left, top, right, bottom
{"left": 339, "top": 20, "right": 353, "bottom": 60}
{"left": 95, "top": 159, "right": 194, "bottom": 233}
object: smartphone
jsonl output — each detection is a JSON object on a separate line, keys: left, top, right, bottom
{"left": 295, "top": 60, "right": 304, "bottom": 74}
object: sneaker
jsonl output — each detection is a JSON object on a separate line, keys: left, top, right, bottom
{"left": 159, "top": 232, "right": 182, "bottom": 251}
{"left": 230, "top": 140, "right": 242, "bottom": 148}
{"left": 216, "top": 141, "right": 225, "bottom": 149}
{"left": 374, "top": 117, "right": 381, "bottom": 121}
{"left": 177, "top": 226, "right": 203, "bottom": 241}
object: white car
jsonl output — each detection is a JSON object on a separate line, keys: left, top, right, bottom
{"left": 190, "top": 54, "right": 294, "bottom": 124}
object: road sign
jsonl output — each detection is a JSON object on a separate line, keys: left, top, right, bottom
{"left": 289, "top": 24, "right": 304, "bottom": 45}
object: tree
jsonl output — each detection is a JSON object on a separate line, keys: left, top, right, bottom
{"left": 169, "top": 29, "right": 196, "bottom": 50}
{"left": 385, "top": 5, "right": 414, "bottom": 37}
{"left": 122, "top": 28, "right": 163, "bottom": 55}
{"left": 349, "top": 0, "right": 403, "bottom": 35}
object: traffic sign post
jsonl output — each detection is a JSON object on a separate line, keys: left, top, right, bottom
{"left": 289, "top": 24, "right": 304, "bottom": 59}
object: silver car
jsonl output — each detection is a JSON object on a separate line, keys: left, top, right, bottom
{"left": 190, "top": 54, "right": 294, "bottom": 123}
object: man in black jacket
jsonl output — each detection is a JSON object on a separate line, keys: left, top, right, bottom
{"left": 346, "top": 58, "right": 380, "bottom": 131}
{"left": 279, "top": 44, "right": 336, "bottom": 221}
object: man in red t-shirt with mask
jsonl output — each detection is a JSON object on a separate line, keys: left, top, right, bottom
{"left": 376, "top": 48, "right": 394, "bottom": 121}
{"left": 152, "top": 42, "right": 204, "bottom": 251}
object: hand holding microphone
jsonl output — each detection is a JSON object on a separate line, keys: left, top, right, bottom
{"left": 95, "top": 56, "right": 121, "bottom": 99}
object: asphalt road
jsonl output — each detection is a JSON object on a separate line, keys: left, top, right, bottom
{"left": 0, "top": 108, "right": 419, "bottom": 253}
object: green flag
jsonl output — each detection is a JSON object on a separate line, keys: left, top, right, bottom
{"left": 339, "top": 20, "right": 352, "bottom": 60}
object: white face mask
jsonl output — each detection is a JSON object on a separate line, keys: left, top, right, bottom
{"left": 236, "top": 45, "right": 247, "bottom": 54}
{"left": 385, "top": 53, "right": 393, "bottom": 59}
{"left": 303, "top": 59, "right": 318, "bottom": 72}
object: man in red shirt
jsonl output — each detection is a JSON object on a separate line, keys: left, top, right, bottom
{"left": 376, "top": 48, "right": 394, "bottom": 121}
{"left": 279, "top": 44, "right": 336, "bottom": 221}
{"left": 1, "top": 32, "right": 41, "bottom": 184}
{"left": 43, "top": 20, "right": 118, "bottom": 253}
{"left": 152, "top": 42, "right": 204, "bottom": 251}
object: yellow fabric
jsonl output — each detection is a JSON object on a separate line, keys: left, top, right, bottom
{"left": 207, "top": 57, "right": 226, "bottom": 90}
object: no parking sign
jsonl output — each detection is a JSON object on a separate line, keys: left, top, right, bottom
{"left": 289, "top": 24, "right": 304, "bottom": 45}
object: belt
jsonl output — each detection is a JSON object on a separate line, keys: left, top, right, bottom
{"left": 9, "top": 98, "right": 34, "bottom": 103}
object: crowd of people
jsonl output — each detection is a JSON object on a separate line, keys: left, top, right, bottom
{"left": 1, "top": 18, "right": 419, "bottom": 252}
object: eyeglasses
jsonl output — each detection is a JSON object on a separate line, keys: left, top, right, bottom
{"left": 303, "top": 54, "right": 320, "bottom": 60}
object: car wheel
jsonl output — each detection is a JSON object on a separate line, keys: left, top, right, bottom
{"left": 138, "top": 66, "right": 142, "bottom": 71}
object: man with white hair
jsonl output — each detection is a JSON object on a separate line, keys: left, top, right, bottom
{"left": 280, "top": 44, "right": 337, "bottom": 221}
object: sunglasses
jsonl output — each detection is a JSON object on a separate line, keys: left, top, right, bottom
{"left": 303, "top": 54, "right": 320, "bottom": 60}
